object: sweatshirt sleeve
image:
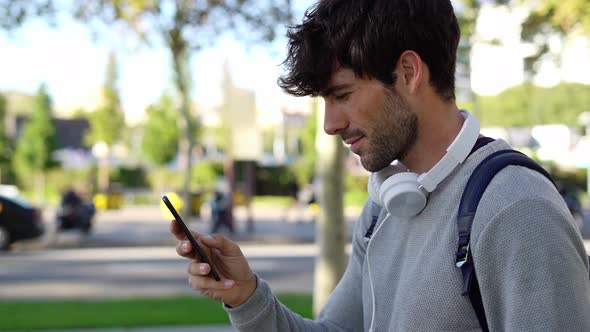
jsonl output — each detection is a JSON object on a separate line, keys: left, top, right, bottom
{"left": 225, "top": 201, "right": 374, "bottom": 332}
{"left": 472, "top": 197, "right": 590, "bottom": 331}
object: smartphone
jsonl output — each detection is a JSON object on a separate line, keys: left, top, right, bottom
{"left": 162, "top": 195, "right": 221, "bottom": 281}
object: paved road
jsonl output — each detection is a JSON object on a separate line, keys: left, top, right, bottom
{"left": 1, "top": 205, "right": 360, "bottom": 299}
{"left": 23, "top": 205, "right": 359, "bottom": 249}
{"left": 0, "top": 244, "right": 334, "bottom": 299}
{"left": 2, "top": 205, "right": 590, "bottom": 332}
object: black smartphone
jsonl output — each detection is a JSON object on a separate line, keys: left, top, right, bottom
{"left": 162, "top": 195, "right": 221, "bottom": 281}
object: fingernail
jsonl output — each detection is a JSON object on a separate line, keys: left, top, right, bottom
{"left": 223, "top": 280, "right": 234, "bottom": 289}
{"left": 199, "top": 264, "right": 207, "bottom": 273}
{"left": 203, "top": 235, "right": 214, "bottom": 242}
{"left": 181, "top": 241, "right": 190, "bottom": 252}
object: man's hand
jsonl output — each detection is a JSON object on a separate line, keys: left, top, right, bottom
{"left": 170, "top": 220, "right": 257, "bottom": 307}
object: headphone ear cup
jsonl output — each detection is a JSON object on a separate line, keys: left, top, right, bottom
{"left": 380, "top": 172, "right": 428, "bottom": 218}
{"left": 367, "top": 165, "right": 401, "bottom": 207}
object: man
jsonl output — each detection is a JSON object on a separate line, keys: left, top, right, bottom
{"left": 172, "top": 0, "right": 590, "bottom": 330}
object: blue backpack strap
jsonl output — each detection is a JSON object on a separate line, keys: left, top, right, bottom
{"left": 364, "top": 201, "right": 382, "bottom": 239}
{"left": 455, "top": 149, "right": 556, "bottom": 332}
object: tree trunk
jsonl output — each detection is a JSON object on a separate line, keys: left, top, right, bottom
{"left": 170, "top": 33, "right": 194, "bottom": 216}
{"left": 313, "top": 104, "right": 346, "bottom": 317}
{"left": 35, "top": 171, "right": 45, "bottom": 206}
{"left": 98, "top": 154, "right": 110, "bottom": 193}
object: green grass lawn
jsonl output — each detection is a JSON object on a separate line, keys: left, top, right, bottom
{"left": 0, "top": 294, "right": 312, "bottom": 330}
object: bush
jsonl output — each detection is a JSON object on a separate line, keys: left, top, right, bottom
{"left": 110, "top": 167, "right": 148, "bottom": 189}
{"left": 345, "top": 175, "right": 369, "bottom": 208}
{"left": 544, "top": 163, "right": 588, "bottom": 193}
{"left": 253, "top": 164, "right": 293, "bottom": 196}
{"left": 146, "top": 161, "right": 224, "bottom": 194}
{"left": 191, "top": 161, "right": 225, "bottom": 191}
{"left": 46, "top": 167, "right": 95, "bottom": 197}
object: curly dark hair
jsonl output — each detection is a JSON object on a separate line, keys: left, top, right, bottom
{"left": 278, "top": 0, "right": 460, "bottom": 101}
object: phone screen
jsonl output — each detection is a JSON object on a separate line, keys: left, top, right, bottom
{"left": 162, "top": 195, "right": 221, "bottom": 281}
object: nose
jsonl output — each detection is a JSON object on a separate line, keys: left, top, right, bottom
{"left": 323, "top": 101, "right": 347, "bottom": 135}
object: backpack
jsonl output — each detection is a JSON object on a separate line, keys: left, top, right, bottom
{"left": 366, "top": 149, "right": 590, "bottom": 332}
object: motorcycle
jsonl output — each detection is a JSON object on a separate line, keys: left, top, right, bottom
{"left": 56, "top": 202, "right": 96, "bottom": 234}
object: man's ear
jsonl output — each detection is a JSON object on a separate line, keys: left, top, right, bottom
{"left": 396, "top": 51, "right": 423, "bottom": 95}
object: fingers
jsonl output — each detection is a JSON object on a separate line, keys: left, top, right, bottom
{"left": 187, "top": 261, "right": 235, "bottom": 290}
{"left": 170, "top": 219, "right": 200, "bottom": 241}
{"left": 176, "top": 240, "right": 194, "bottom": 259}
{"left": 199, "top": 234, "right": 243, "bottom": 257}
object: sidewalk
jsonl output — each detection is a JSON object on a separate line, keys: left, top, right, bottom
{"left": 30, "top": 204, "right": 362, "bottom": 250}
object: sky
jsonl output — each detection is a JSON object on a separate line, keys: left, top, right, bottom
{"left": 0, "top": 1, "right": 316, "bottom": 125}
{"left": 2, "top": 2, "right": 590, "bottom": 127}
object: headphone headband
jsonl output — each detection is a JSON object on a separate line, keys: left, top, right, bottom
{"left": 417, "top": 110, "right": 480, "bottom": 192}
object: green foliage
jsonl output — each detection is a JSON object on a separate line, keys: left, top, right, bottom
{"left": 141, "top": 93, "right": 179, "bottom": 166}
{"left": 344, "top": 174, "right": 369, "bottom": 208}
{"left": 255, "top": 165, "right": 293, "bottom": 196}
{"left": 478, "top": 82, "right": 590, "bottom": 127}
{"left": 86, "top": 52, "right": 125, "bottom": 147}
{"left": 191, "top": 160, "right": 224, "bottom": 191}
{"left": 291, "top": 99, "right": 318, "bottom": 187}
{"left": 0, "top": 93, "right": 15, "bottom": 183}
{"left": 110, "top": 166, "right": 148, "bottom": 188}
{"left": 522, "top": 0, "right": 590, "bottom": 75}
{"left": 523, "top": 0, "right": 590, "bottom": 37}
{"left": 146, "top": 161, "right": 223, "bottom": 193}
{"left": 202, "top": 125, "right": 229, "bottom": 154}
{"left": 147, "top": 168, "right": 181, "bottom": 193}
{"left": 12, "top": 84, "right": 57, "bottom": 184}
{"left": 540, "top": 160, "right": 588, "bottom": 192}
{"left": 44, "top": 167, "right": 95, "bottom": 202}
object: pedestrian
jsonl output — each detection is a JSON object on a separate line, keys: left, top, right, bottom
{"left": 209, "top": 184, "right": 233, "bottom": 234}
{"left": 171, "top": 0, "right": 590, "bottom": 330}
{"left": 209, "top": 190, "right": 232, "bottom": 234}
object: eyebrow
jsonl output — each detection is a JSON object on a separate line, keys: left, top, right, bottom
{"left": 319, "top": 83, "right": 353, "bottom": 97}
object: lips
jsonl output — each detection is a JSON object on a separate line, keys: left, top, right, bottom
{"left": 344, "top": 136, "right": 363, "bottom": 145}
{"left": 346, "top": 136, "right": 364, "bottom": 154}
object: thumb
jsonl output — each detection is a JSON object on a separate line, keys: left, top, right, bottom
{"left": 200, "top": 234, "right": 242, "bottom": 257}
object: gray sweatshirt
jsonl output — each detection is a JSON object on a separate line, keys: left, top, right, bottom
{"left": 226, "top": 139, "right": 590, "bottom": 331}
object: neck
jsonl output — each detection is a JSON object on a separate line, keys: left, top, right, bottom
{"left": 401, "top": 103, "right": 464, "bottom": 174}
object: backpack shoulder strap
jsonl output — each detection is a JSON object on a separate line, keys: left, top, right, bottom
{"left": 455, "top": 149, "right": 556, "bottom": 332}
{"left": 364, "top": 200, "right": 382, "bottom": 239}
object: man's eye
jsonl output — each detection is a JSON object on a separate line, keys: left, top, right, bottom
{"left": 334, "top": 92, "right": 351, "bottom": 101}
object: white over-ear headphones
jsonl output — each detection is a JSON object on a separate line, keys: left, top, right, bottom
{"left": 367, "top": 110, "right": 480, "bottom": 218}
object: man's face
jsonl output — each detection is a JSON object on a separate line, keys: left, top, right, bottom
{"left": 321, "top": 67, "right": 418, "bottom": 172}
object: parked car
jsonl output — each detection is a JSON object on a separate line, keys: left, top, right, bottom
{"left": 0, "top": 195, "right": 44, "bottom": 250}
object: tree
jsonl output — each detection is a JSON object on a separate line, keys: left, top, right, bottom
{"left": 312, "top": 97, "right": 347, "bottom": 316}
{"left": 141, "top": 93, "right": 179, "bottom": 166}
{"left": 0, "top": 0, "right": 55, "bottom": 30}
{"left": 86, "top": 51, "right": 125, "bottom": 193}
{"left": 478, "top": 82, "right": 590, "bottom": 127}
{"left": 454, "top": 0, "right": 509, "bottom": 118}
{"left": 291, "top": 99, "right": 317, "bottom": 187}
{"left": 0, "top": 93, "right": 14, "bottom": 183}
{"left": 72, "top": 0, "right": 291, "bottom": 214}
{"left": 13, "top": 83, "right": 57, "bottom": 203}
{"left": 1, "top": 0, "right": 292, "bottom": 213}
{"left": 141, "top": 93, "right": 180, "bottom": 193}
{"left": 521, "top": 0, "right": 590, "bottom": 75}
